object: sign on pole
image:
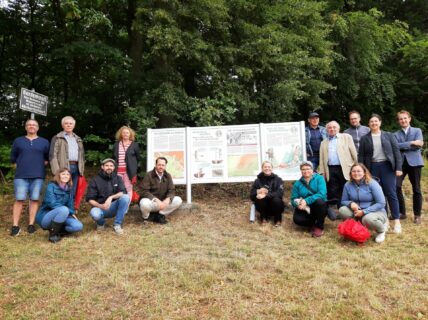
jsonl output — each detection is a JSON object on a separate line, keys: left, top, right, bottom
{"left": 19, "top": 88, "right": 48, "bottom": 116}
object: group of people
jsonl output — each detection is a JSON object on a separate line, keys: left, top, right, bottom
{"left": 251, "top": 110, "right": 424, "bottom": 243}
{"left": 10, "top": 116, "right": 182, "bottom": 242}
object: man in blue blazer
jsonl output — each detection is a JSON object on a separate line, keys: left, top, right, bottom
{"left": 394, "top": 110, "right": 424, "bottom": 224}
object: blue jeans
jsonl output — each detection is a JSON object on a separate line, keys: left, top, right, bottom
{"left": 39, "top": 206, "right": 83, "bottom": 233}
{"left": 69, "top": 164, "right": 79, "bottom": 197}
{"left": 14, "top": 178, "right": 44, "bottom": 201}
{"left": 90, "top": 194, "right": 130, "bottom": 226}
{"left": 371, "top": 161, "right": 400, "bottom": 219}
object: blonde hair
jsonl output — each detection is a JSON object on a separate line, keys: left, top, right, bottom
{"left": 261, "top": 160, "right": 272, "bottom": 168}
{"left": 53, "top": 168, "right": 73, "bottom": 187}
{"left": 349, "top": 163, "right": 372, "bottom": 184}
{"left": 115, "top": 126, "right": 136, "bottom": 141}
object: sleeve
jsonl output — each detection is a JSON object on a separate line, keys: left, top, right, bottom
{"left": 141, "top": 174, "right": 155, "bottom": 200}
{"left": 347, "top": 135, "right": 358, "bottom": 163}
{"left": 357, "top": 137, "right": 365, "bottom": 163}
{"left": 67, "top": 190, "right": 75, "bottom": 214}
{"left": 290, "top": 182, "right": 299, "bottom": 208}
{"left": 250, "top": 179, "right": 259, "bottom": 202}
{"left": 165, "top": 175, "right": 176, "bottom": 201}
{"left": 43, "top": 183, "right": 64, "bottom": 209}
{"left": 112, "top": 142, "right": 118, "bottom": 161}
{"left": 267, "top": 177, "right": 284, "bottom": 200}
{"left": 363, "top": 182, "right": 386, "bottom": 215}
{"left": 49, "top": 136, "right": 60, "bottom": 175}
{"left": 390, "top": 134, "right": 403, "bottom": 171}
{"left": 340, "top": 183, "right": 352, "bottom": 207}
{"left": 317, "top": 141, "right": 326, "bottom": 176}
{"left": 10, "top": 139, "right": 18, "bottom": 163}
{"left": 304, "top": 175, "right": 327, "bottom": 206}
{"left": 85, "top": 179, "right": 98, "bottom": 202}
{"left": 44, "top": 139, "right": 50, "bottom": 161}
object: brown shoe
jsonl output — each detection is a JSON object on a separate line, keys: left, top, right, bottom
{"left": 414, "top": 216, "right": 421, "bottom": 225}
{"left": 311, "top": 227, "right": 324, "bottom": 237}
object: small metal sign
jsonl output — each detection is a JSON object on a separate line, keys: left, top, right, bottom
{"left": 19, "top": 88, "right": 48, "bottom": 116}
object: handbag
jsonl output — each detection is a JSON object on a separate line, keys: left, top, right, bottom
{"left": 131, "top": 190, "right": 141, "bottom": 203}
{"left": 74, "top": 176, "right": 88, "bottom": 210}
{"left": 338, "top": 219, "right": 371, "bottom": 244}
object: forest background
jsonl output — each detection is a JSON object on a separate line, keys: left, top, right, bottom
{"left": 1, "top": 0, "right": 428, "bottom": 176}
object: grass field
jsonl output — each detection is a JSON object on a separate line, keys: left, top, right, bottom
{"left": 1, "top": 177, "right": 427, "bottom": 319}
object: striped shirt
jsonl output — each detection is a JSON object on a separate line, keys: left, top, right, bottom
{"left": 117, "top": 142, "right": 130, "bottom": 173}
{"left": 64, "top": 133, "right": 79, "bottom": 161}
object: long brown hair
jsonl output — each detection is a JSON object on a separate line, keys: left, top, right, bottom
{"left": 53, "top": 168, "right": 73, "bottom": 187}
{"left": 349, "top": 163, "right": 372, "bottom": 184}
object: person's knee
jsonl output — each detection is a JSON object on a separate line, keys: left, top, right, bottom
{"left": 338, "top": 206, "right": 352, "bottom": 219}
{"left": 119, "top": 194, "right": 130, "bottom": 204}
{"left": 90, "top": 208, "right": 103, "bottom": 221}
{"left": 173, "top": 196, "right": 183, "bottom": 206}
{"left": 139, "top": 198, "right": 152, "bottom": 211}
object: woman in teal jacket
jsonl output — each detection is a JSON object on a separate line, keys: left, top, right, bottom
{"left": 36, "top": 168, "right": 83, "bottom": 243}
{"left": 291, "top": 161, "right": 328, "bottom": 237}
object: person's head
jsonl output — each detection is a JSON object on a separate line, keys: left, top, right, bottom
{"left": 54, "top": 168, "right": 72, "bottom": 187}
{"left": 115, "top": 126, "right": 136, "bottom": 141}
{"left": 155, "top": 157, "right": 168, "bottom": 174}
{"left": 326, "top": 121, "right": 340, "bottom": 137}
{"left": 349, "top": 163, "right": 372, "bottom": 184}
{"left": 101, "top": 158, "right": 116, "bottom": 174}
{"left": 299, "top": 161, "right": 314, "bottom": 179}
{"left": 25, "top": 119, "right": 39, "bottom": 135}
{"left": 348, "top": 110, "right": 362, "bottom": 127}
{"left": 397, "top": 110, "right": 412, "bottom": 129}
{"left": 261, "top": 161, "right": 273, "bottom": 176}
{"left": 368, "top": 113, "right": 382, "bottom": 131}
{"left": 61, "top": 116, "right": 76, "bottom": 133}
{"left": 308, "top": 112, "right": 320, "bottom": 128}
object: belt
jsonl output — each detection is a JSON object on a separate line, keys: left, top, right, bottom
{"left": 69, "top": 161, "right": 78, "bottom": 165}
{"left": 328, "top": 165, "right": 341, "bottom": 167}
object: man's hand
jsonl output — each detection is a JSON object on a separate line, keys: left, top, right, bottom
{"left": 101, "top": 196, "right": 113, "bottom": 210}
{"left": 396, "top": 170, "right": 403, "bottom": 177}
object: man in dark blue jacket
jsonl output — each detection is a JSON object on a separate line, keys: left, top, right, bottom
{"left": 86, "top": 158, "right": 129, "bottom": 234}
{"left": 394, "top": 110, "right": 424, "bottom": 224}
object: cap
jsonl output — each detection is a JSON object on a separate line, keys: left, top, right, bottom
{"left": 308, "top": 112, "right": 320, "bottom": 118}
{"left": 299, "top": 161, "right": 314, "bottom": 169}
{"left": 101, "top": 158, "right": 116, "bottom": 166}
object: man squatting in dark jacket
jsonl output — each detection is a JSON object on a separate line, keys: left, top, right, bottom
{"left": 139, "top": 157, "right": 182, "bottom": 224}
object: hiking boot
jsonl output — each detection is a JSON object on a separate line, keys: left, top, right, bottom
{"left": 96, "top": 224, "right": 105, "bottom": 231}
{"left": 311, "top": 227, "right": 324, "bottom": 237}
{"left": 113, "top": 224, "right": 124, "bottom": 234}
{"left": 414, "top": 216, "right": 421, "bottom": 225}
{"left": 27, "top": 224, "right": 36, "bottom": 234}
{"left": 375, "top": 231, "right": 386, "bottom": 243}
{"left": 49, "top": 222, "right": 63, "bottom": 243}
{"left": 157, "top": 214, "right": 168, "bottom": 225}
{"left": 10, "top": 225, "right": 20, "bottom": 236}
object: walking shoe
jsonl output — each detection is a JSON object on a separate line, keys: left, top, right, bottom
{"left": 414, "top": 216, "right": 421, "bottom": 225}
{"left": 158, "top": 214, "right": 168, "bottom": 225}
{"left": 96, "top": 224, "right": 105, "bottom": 231}
{"left": 393, "top": 223, "right": 402, "bottom": 234}
{"left": 10, "top": 226, "right": 20, "bottom": 236}
{"left": 383, "top": 221, "right": 390, "bottom": 232}
{"left": 311, "top": 227, "right": 324, "bottom": 237}
{"left": 375, "top": 231, "right": 386, "bottom": 243}
{"left": 389, "top": 214, "right": 407, "bottom": 220}
{"left": 113, "top": 224, "right": 124, "bottom": 234}
{"left": 327, "top": 207, "right": 337, "bottom": 221}
{"left": 27, "top": 224, "right": 36, "bottom": 234}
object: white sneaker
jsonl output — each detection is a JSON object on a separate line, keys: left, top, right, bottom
{"left": 383, "top": 221, "right": 390, "bottom": 232}
{"left": 393, "top": 223, "right": 402, "bottom": 234}
{"left": 96, "top": 224, "right": 105, "bottom": 231}
{"left": 375, "top": 231, "right": 386, "bottom": 243}
{"left": 113, "top": 224, "right": 124, "bottom": 234}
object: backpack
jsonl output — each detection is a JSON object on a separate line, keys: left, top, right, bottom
{"left": 338, "top": 219, "right": 371, "bottom": 244}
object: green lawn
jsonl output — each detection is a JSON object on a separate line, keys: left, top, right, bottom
{"left": 0, "top": 175, "right": 427, "bottom": 319}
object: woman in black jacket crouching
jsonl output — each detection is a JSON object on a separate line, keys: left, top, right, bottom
{"left": 250, "top": 161, "right": 285, "bottom": 226}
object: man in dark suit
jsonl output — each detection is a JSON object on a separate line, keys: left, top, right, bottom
{"left": 394, "top": 110, "right": 424, "bottom": 224}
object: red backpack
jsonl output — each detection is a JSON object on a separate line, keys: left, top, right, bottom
{"left": 338, "top": 219, "right": 371, "bottom": 244}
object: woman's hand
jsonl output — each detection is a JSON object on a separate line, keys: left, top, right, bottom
{"left": 354, "top": 210, "right": 364, "bottom": 218}
{"left": 297, "top": 199, "right": 307, "bottom": 210}
{"left": 350, "top": 202, "right": 359, "bottom": 211}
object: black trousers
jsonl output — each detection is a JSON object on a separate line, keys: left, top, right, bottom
{"left": 293, "top": 198, "right": 327, "bottom": 229}
{"left": 327, "top": 165, "right": 347, "bottom": 207}
{"left": 254, "top": 197, "right": 284, "bottom": 223}
{"left": 396, "top": 158, "right": 423, "bottom": 216}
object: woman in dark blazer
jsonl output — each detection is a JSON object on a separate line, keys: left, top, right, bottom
{"left": 112, "top": 126, "right": 140, "bottom": 196}
{"left": 358, "top": 114, "right": 403, "bottom": 234}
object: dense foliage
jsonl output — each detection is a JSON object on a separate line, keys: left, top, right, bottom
{"left": 0, "top": 0, "right": 427, "bottom": 144}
